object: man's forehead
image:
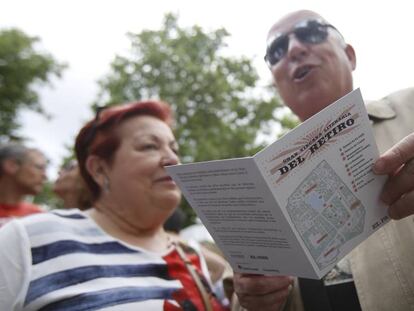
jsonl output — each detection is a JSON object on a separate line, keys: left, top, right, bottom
{"left": 267, "top": 11, "right": 325, "bottom": 38}
{"left": 26, "top": 150, "right": 46, "bottom": 162}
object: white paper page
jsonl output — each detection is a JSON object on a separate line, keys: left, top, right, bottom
{"left": 166, "top": 157, "right": 318, "bottom": 278}
{"left": 254, "top": 89, "right": 389, "bottom": 278}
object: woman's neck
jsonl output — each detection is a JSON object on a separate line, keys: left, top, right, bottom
{"left": 87, "top": 206, "right": 172, "bottom": 253}
{"left": 61, "top": 193, "right": 80, "bottom": 208}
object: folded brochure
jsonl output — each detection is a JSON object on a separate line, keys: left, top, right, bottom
{"left": 166, "top": 88, "right": 389, "bottom": 279}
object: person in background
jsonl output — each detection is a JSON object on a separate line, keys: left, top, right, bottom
{"left": 0, "top": 100, "right": 229, "bottom": 310}
{"left": 164, "top": 208, "right": 229, "bottom": 299}
{"left": 53, "top": 159, "right": 92, "bottom": 210}
{"left": 232, "top": 10, "right": 414, "bottom": 311}
{"left": 0, "top": 142, "right": 46, "bottom": 227}
{"left": 163, "top": 206, "right": 186, "bottom": 233}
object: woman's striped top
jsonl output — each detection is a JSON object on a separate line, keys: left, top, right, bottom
{"left": 0, "top": 209, "right": 227, "bottom": 311}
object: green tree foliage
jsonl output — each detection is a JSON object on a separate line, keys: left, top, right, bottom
{"left": 94, "top": 14, "right": 296, "bottom": 223}
{"left": 0, "top": 28, "right": 65, "bottom": 141}
{"left": 95, "top": 14, "right": 291, "bottom": 160}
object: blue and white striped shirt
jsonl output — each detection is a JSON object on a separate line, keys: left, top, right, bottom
{"left": 0, "top": 209, "right": 220, "bottom": 310}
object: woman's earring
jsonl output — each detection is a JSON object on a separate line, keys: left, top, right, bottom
{"left": 103, "top": 176, "right": 110, "bottom": 192}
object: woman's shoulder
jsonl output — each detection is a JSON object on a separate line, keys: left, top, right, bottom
{"left": 18, "top": 208, "right": 107, "bottom": 243}
{"left": 19, "top": 208, "right": 87, "bottom": 227}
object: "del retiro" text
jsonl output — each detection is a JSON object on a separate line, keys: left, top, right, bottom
{"left": 278, "top": 114, "right": 355, "bottom": 176}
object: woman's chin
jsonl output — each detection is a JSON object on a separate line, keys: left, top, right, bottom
{"left": 159, "top": 191, "right": 182, "bottom": 209}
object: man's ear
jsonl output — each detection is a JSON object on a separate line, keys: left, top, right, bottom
{"left": 345, "top": 43, "right": 357, "bottom": 71}
{"left": 85, "top": 155, "right": 108, "bottom": 188}
{"left": 2, "top": 158, "right": 20, "bottom": 175}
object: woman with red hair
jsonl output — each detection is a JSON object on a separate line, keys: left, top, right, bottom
{"left": 0, "top": 100, "right": 229, "bottom": 310}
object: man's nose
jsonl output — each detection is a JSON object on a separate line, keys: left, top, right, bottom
{"left": 286, "top": 34, "right": 309, "bottom": 62}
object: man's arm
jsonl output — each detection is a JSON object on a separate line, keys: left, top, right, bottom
{"left": 373, "top": 132, "right": 414, "bottom": 219}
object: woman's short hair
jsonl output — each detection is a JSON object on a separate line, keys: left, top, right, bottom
{"left": 75, "top": 100, "right": 173, "bottom": 201}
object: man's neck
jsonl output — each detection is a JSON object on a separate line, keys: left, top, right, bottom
{"left": 0, "top": 180, "right": 25, "bottom": 205}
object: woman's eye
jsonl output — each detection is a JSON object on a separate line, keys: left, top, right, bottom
{"left": 142, "top": 144, "right": 158, "bottom": 150}
{"left": 172, "top": 148, "right": 179, "bottom": 155}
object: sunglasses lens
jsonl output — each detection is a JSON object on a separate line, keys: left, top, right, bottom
{"left": 267, "top": 35, "right": 289, "bottom": 66}
{"left": 62, "top": 160, "right": 77, "bottom": 171}
{"left": 295, "top": 20, "right": 328, "bottom": 44}
{"left": 266, "top": 20, "right": 331, "bottom": 66}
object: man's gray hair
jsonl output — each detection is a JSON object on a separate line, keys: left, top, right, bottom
{"left": 0, "top": 143, "right": 40, "bottom": 176}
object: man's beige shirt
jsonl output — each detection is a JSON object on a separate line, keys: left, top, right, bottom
{"left": 284, "top": 87, "right": 414, "bottom": 311}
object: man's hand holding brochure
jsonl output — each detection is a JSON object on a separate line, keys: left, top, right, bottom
{"left": 166, "top": 89, "right": 389, "bottom": 279}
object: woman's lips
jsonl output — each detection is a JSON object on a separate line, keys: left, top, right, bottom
{"left": 155, "top": 176, "right": 177, "bottom": 185}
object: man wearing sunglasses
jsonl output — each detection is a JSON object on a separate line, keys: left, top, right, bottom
{"left": 233, "top": 9, "right": 414, "bottom": 311}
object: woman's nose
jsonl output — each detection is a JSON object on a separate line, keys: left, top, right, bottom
{"left": 161, "top": 150, "right": 179, "bottom": 167}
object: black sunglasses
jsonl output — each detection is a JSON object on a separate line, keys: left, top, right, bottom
{"left": 83, "top": 104, "right": 134, "bottom": 149}
{"left": 264, "top": 19, "right": 338, "bottom": 67}
{"left": 61, "top": 159, "right": 78, "bottom": 171}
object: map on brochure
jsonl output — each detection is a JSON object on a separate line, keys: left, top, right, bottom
{"left": 166, "top": 89, "right": 389, "bottom": 279}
